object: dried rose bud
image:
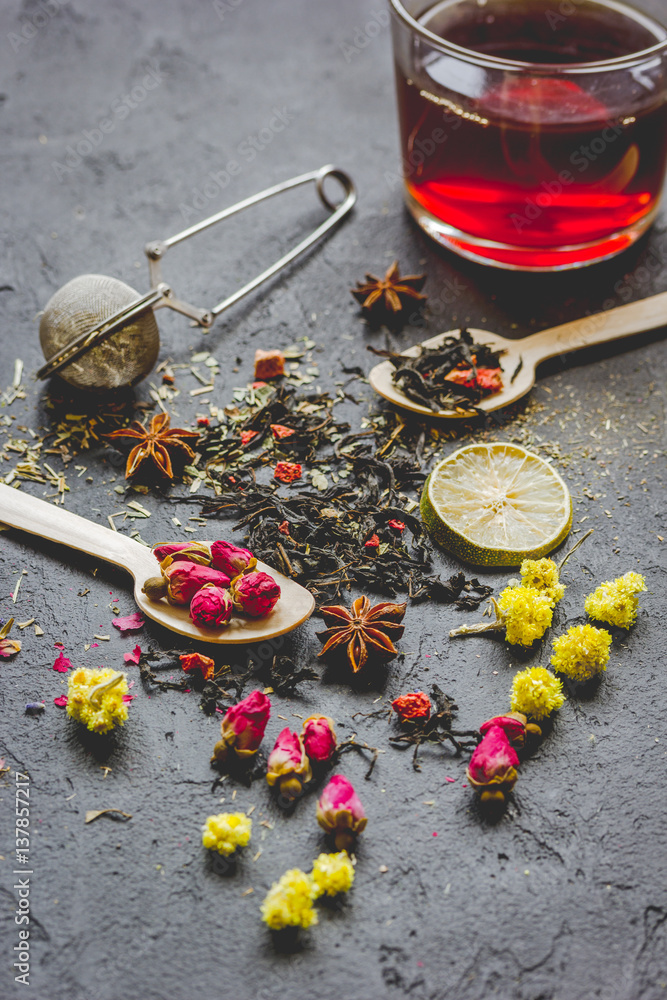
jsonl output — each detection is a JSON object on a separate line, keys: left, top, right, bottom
{"left": 210, "top": 539, "right": 256, "bottom": 577}
{"left": 211, "top": 689, "right": 271, "bottom": 763}
{"left": 302, "top": 715, "right": 337, "bottom": 763}
{"left": 160, "top": 562, "right": 230, "bottom": 605}
{"left": 266, "top": 728, "right": 312, "bottom": 801}
{"left": 179, "top": 652, "right": 215, "bottom": 681}
{"left": 392, "top": 691, "right": 431, "bottom": 722}
{"left": 231, "top": 571, "right": 281, "bottom": 618}
{"left": 479, "top": 711, "right": 541, "bottom": 746}
{"left": 190, "top": 585, "right": 233, "bottom": 629}
{"left": 152, "top": 541, "right": 211, "bottom": 565}
{"left": 316, "top": 774, "right": 367, "bottom": 850}
{"left": 466, "top": 726, "right": 519, "bottom": 804}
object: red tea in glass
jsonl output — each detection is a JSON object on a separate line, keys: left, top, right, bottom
{"left": 390, "top": 0, "right": 667, "bottom": 270}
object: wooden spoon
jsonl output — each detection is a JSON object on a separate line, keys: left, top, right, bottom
{"left": 0, "top": 484, "right": 314, "bottom": 644}
{"left": 368, "top": 290, "right": 667, "bottom": 418}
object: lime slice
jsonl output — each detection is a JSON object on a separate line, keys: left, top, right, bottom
{"left": 421, "top": 442, "right": 572, "bottom": 567}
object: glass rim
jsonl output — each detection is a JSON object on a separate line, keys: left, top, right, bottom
{"left": 388, "top": 0, "right": 667, "bottom": 73}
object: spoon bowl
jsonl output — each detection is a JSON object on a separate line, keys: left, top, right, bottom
{"left": 0, "top": 484, "right": 314, "bottom": 644}
{"left": 369, "top": 290, "right": 667, "bottom": 418}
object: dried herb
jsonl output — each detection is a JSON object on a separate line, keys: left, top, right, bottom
{"left": 351, "top": 260, "right": 426, "bottom": 318}
{"left": 368, "top": 328, "right": 505, "bottom": 413}
{"left": 196, "top": 470, "right": 491, "bottom": 607}
{"left": 105, "top": 412, "right": 199, "bottom": 480}
{"left": 317, "top": 597, "right": 407, "bottom": 673}
{"left": 389, "top": 685, "right": 480, "bottom": 771}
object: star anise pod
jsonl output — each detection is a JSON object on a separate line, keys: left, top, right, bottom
{"left": 351, "top": 260, "right": 427, "bottom": 317}
{"left": 105, "top": 412, "right": 200, "bottom": 480}
{"left": 317, "top": 596, "right": 407, "bottom": 673}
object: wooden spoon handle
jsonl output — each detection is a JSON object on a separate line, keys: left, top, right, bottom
{"left": 520, "top": 290, "right": 667, "bottom": 366}
{"left": 0, "top": 484, "right": 143, "bottom": 574}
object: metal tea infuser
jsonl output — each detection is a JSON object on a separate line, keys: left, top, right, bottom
{"left": 37, "top": 164, "right": 356, "bottom": 392}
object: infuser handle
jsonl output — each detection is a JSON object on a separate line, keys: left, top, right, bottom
{"left": 144, "top": 165, "right": 356, "bottom": 325}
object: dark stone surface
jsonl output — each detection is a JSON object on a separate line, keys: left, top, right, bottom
{"left": 1, "top": 2, "right": 666, "bottom": 999}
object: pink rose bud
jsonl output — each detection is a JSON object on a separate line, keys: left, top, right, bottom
{"left": 466, "top": 726, "right": 520, "bottom": 805}
{"left": 231, "top": 571, "right": 281, "bottom": 618}
{"left": 211, "top": 689, "right": 271, "bottom": 763}
{"left": 153, "top": 541, "right": 211, "bottom": 565}
{"left": 190, "top": 585, "right": 233, "bottom": 629}
{"left": 210, "top": 540, "right": 257, "bottom": 577}
{"left": 266, "top": 727, "right": 312, "bottom": 800}
{"left": 479, "top": 711, "right": 541, "bottom": 747}
{"left": 316, "top": 774, "right": 367, "bottom": 850}
{"left": 162, "top": 563, "right": 230, "bottom": 605}
{"left": 392, "top": 691, "right": 431, "bottom": 722}
{"left": 302, "top": 715, "right": 337, "bottom": 763}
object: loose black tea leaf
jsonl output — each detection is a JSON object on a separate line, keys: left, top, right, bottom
{"left": 368, "top": 328, "right": 505, "bottom": 412}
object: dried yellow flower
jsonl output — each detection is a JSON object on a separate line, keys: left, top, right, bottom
{"left": 510, "top": 666, "right": 565, "bottom": 720}
{"left": 520, "top": 558, "right": 565, "bottom": 606}
{"left": 551, "top": 624, "right": 611, "bottom": 681}
{"left": 66, "top": 667, "right": 128, "bottom": 733}
{"left": 585, "top": 571, "right": 646, "bottom": 628}
{"left": 202, "top": 812, "right": 252, "bottom": 856}
{"left": 261, "top": 869, "right": 318, "bottom": 930}
{"left": 311, "top": 852, "right": 355, "bottom": 898}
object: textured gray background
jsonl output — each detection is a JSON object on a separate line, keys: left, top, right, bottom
{"left": 1, "top": 1, "right": 666, "bottom": 998}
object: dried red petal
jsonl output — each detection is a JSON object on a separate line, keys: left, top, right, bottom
{"left": 274, "top": 462, "right": 302, "bottom": 484}
{"left": 270, "top": 423, "right": 296, "bottom": 440}
{"left": 53, "top": 652, "right": 72, "bottom": 673}
{"left": 364, "top": 534, "right": 380, "bottom": 549}
{"left": 240, "top": 429, "right": 259, "bottom": 446}
{"left": 392, "top": 691, "right": 431, "bottom": 721}
{"left": 54, "top": 695, "right": 68, "bottom": 708}
{"left": 388, "top": 519, "right": 405, "bottom": 532}
{"left": 123, "top": 645, "right": 142, "bottom": 665}
{"left": 180, "top": 652, "right": 216, "bottom": 680}
{"left": 197, "top": 416, "right": 210, "bottom": 427}
{"left": 278, "top": 520, "right": 290, "bottom": 536}
{"left": 112, "top": 613, "right": 145, "bottom": 634}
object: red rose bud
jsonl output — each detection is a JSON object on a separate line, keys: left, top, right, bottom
{"left": 231, "top": 571, "right": 281, "bottom": 618}
{"left": 211, "top": 689, "right": 271, "bottom": 763}
{"left": 302, "top": 715, "right": 337, "bottom": 763}
{"left": 190, "top": 585, "right": 233, "bottom": 629}
{"left": 179, "top": 652, "right": 216, "bottom": 681}
{"left": 210, "top": 539, "right": 256, "bottom": 577}
{"left": 392, "top": 691, "right": 431, "bottom": 722}
{"left": 266, "top": 728, "right": 312, "bottom": 800}
{"left": 479, "top": 711, "right": 541, "bottom": 747}
{"left": 152, "top": 541, "right": 211, "bottom": 565}
{"left": 466, "top": 726, "right": 520, "bottom": 804}
{"left": 316, "top": 774, "right": 367, "bottom": 850}
{"left": 162, "top": 562, "right": 230, "bottom": 605}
